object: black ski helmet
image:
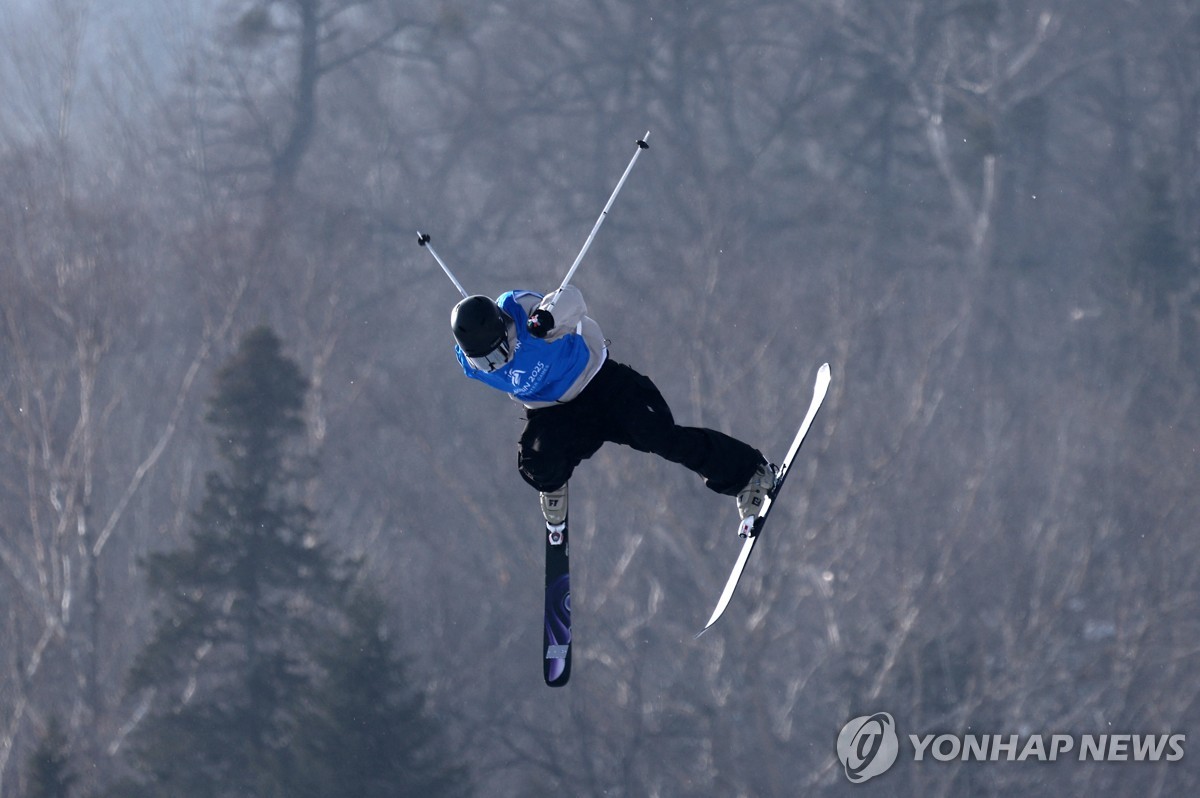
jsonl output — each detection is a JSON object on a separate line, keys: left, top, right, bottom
{"left": 451, "top": 295, "right": 513, "bottom": 357}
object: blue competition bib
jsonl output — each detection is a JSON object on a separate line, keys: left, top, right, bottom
{"left": 456, "top": 291, "right": 591, "bottom": 403}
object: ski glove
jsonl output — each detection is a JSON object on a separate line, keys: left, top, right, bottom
{"left": 527, "top": 308, "right": 554, "bottom": 338}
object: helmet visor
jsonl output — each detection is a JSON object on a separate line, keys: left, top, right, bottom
{"left": 465, "top": 323, "right": 513, "bottom": 372}
{"left": 467, "top": 340, "right": 510, "bottom": 372}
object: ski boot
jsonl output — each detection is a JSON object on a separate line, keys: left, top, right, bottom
{"left": 540, "top": 483, "right": 568, "bottom": 544}
{"left": 736, "top": 462, "right": 778, "bottom": 537}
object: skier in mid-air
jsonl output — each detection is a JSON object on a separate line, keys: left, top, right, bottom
{"left": 427, "top": 134, "right": 826, "bottom": 659}
{"left": 451, "top": 285, "right": 777, "bottom": 527}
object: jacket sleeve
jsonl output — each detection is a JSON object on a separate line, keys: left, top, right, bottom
{"left": 537, "top": 285, "right": 587, "bottom": 339}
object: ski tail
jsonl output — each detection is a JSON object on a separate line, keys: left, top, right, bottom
{"left": 543, "top": 501, "right": 572, "bottom": 686}
{"left": 697, "top": 534, "right": 758, "bottom": 637}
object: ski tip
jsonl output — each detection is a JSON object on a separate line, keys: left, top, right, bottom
{"left": 814, "top": 362, "right": 832, "bottom": 396}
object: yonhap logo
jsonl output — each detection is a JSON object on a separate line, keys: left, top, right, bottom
{"left": 837, "top": 712, "right": 899, "bottom": 783}
{"left": 836, "top": 710, "right": 1186, "bottom": 785}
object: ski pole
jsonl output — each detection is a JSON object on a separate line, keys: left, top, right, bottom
{"left": 416, "top": 232, "right": 469, "bottom": 298}
{"left": 547, "top": 131, "right": 650, "bottom": 309}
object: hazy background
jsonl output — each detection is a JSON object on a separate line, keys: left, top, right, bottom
{"left": 2, "top": 0, "right": 1198, "bottom": 795}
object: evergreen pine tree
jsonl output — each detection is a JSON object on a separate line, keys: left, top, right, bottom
{"left": 124, "top": 327, "right": 346, "bottom": 798}
{"left": 120, "top": 326, "right": 471, "bottom": 797}
{"left": 1127, "top": 165, "right": 1187, "bottom": 317}
{"left": 25, "top": 718, "right": 77, "bottom": 798}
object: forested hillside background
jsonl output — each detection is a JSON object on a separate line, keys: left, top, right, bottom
{"left": 2, "top": 1, "right": 1197, "bottom": 795}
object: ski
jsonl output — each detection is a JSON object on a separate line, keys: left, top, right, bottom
{"left": 697, "top": 362, "right": 831, "bottom": 637}
{"left": 543, "top": 496, "right": 572, "bottom": 687}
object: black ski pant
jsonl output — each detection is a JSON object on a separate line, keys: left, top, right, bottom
{"left": 518, "top": 359, "right": 764, "bottom": 496}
